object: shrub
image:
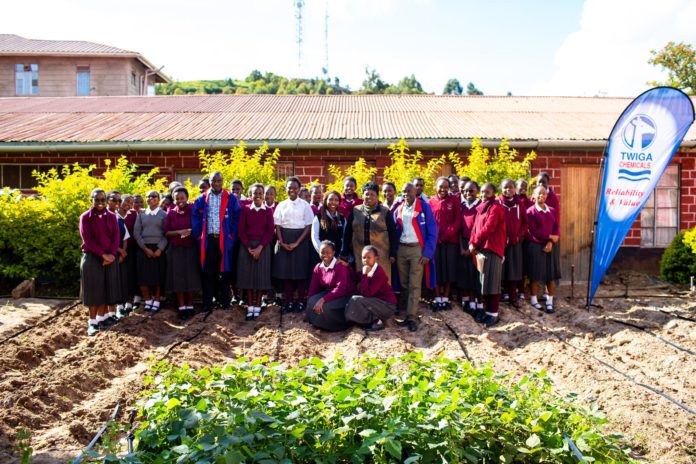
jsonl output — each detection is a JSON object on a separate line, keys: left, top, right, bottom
{"left": 0, "top": 158, "right": 167, "bottom": 285}
{"left": 198, "top": 142, "right": 286, "bottom": 199}
{"left": 449, "top": 138, "right": 536, "bottom": 189}
{"left": 382, "top": 139, "right": 446, "bottom": 197}
{"left": 683, "top": 227, "right": 696, "bottom": 255}
{"left": 125, "top": 354, "right": 634, "bottom": 463}
{"left": 660, "top": 229, "right": 696, "bottom": 284}
{"left": 325, "top": 158, "right": 378, "bottom": 195}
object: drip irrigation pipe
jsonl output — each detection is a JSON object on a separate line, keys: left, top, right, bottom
{"left": 442, "top": 319, "right": 475, "bottom": 366}
{"left": 562, "top": 433, "right": 587, "bottom": 462}
{"left": 0, "top": 300, "right": 81, "bottom": 345}
{"left": 509, "top": 306, "right": 696, "bottom": 416}
{"left": 657, "top": 308, "right": 696, "bottom": 323}
{"left": 71, "top": 402, "right": 121, "bottom": 464}
{"left": 606, "top": 317, "right": 695, "bottom": 355}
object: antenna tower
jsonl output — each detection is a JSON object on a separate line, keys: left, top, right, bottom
{"left": 295, "top": 0, "right": 305, "bottom": 68}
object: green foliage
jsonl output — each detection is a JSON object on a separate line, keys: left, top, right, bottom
{"left": 0, "top": 158, "right": 167, "bottom": 284}
{"left": 126, "top": 354, "right": 634, "bottom": 463}
{"left": 198, "top": 142, "right": 286, "bottom": 200}
{"left": 382, "top": 139, "right": 446, "bottom": 197}
{"left": 325, "top": 158, "right": 378, "bottom": 195}
{"left": 648, "top": 41, "right": 696, "bottom": 95}
{"left": 14, "top": 428, "right": 33, "bottom": 464}
{"left": 449, "top": 138, "right": 536, "bottom": 189}
{"left": 358, "top": 68, "right": 427, "bottom": 94}
{"left": 443, "top": 78, "right": 463, "bottom": 95}
{"left": 466, "top": 82, "right": 484, "bottom": 95}
{"left": 660, "top": 229, "right": 696, "bottom": 284}
{"left": 684, "top": 227, "right": 696, "bottom": 254}
{"left": 385, "top": 74, "right": 426, "bottom": 94}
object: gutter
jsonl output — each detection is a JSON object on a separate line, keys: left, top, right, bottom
{"left": 0, "top": 138, "right": 620, "bottom": 153}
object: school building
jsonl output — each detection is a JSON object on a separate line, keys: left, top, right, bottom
{"left": 0, "top": 94, "right": 694, "bottom": 279}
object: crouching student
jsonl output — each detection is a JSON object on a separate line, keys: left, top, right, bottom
{"left": 237, "top": 183, "right": 275, "bottom": 321}
{"left": 80, "top": 188, "right": 122, "bottom": 336}
{"left": 525, "top": 185, "right": 561, "bottom": 313}
{"left": 345, "top": 245, "right": 397, "bottom": 332}
{"left": 469, "top": 183, "right": 506, "bottom": 327}
{"left": 499, "top": 179, "right": 528, "bottom": 308}
{"left": 306, "top": 240, "right": 357, "bottom": 331}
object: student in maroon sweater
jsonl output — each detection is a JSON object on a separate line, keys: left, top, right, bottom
{"left": 498, "top": 179, "right": 528, "bottom": 308}
{"left": 469, "top": 183, "right": 506, "bottom": 327}
{"left": 80, "top": 188, "right": 122, "bottom": 336}
{"left": 345, "top": 245, "right": 397, "bottom": 331}
{"left": 237, "top": 183, "right": 275, "bottom": 320}
{"left": 338, "top": 176, "right": 363, "bottom": 218}
{"left": 429, "top": 177, "right": 461, "bottom": 310}
{"left": 306, "top": 240, "right": 357, "bottom": 331}
{"left": 309, "top": 184, "right": 323, "bottom": 215}
{"left": 164, "top": 188, "right": 201, "bottom": 320}
{"left": 525, "top": 185, "right": 561, "bottom": 313}
{"left": 535, "top": 172, "right": 561, "bottom": 301}
{"left": 458, "top": 180, "right": 482, "bottom": 314}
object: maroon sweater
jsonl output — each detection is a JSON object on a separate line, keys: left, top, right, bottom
{"left": 238, "top": 204, "right": 275, "bottom": 248}
{"left": 308, "top": 260, "right": 357, "bottom": 302}
{"left": 526, "top": 204, "right": 560, "bottom": 244}
{"left": 470, "top": 199, "right": 507, "bottom": 258}
{"left": 357, "top": 264, "right": 397, "bottom": 304}
{"left": 546, "top": 188, "right": 560, "bottom": 221}
{"left": 498, "top": 194, "right": 528, "bottom": 246}
{"left": 80, "top": 207, "right": 120, "bottom": 257}
{"left": 164, "top": 203, "right": 196, "bottom": 248}
{"left": 429, "top": 194, "right": 461, "bottom": 244}
{"left": 459, "top": 199, "right": 480, "bottom": 241}
{"left": 338, "top": 195, "right": 363, "bottom": 219}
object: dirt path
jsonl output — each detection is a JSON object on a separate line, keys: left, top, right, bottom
{"left": 0, "top": 285, "right": 694, "bottom": 463}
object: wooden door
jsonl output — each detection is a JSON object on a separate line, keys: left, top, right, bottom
{"left": 560, "top": 166, "right": 599, "bottom": 282}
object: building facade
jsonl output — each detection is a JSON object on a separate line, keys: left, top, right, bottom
{"left": 0, "top": 34, "right": 168, "bottom": 97}
{"left": 0, "top": 94, "right": 694, "bottom": 277}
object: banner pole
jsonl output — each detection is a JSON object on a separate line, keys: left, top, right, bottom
{"left": 585, "top": 154, "right": 606, "bottom": 310}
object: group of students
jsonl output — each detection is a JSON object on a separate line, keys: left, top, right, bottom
{"left": 79, "top": 170, "right": 560, "bottom": 336}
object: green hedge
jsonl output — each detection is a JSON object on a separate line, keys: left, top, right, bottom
{"left": 660, "top": 229, "right": 696, "bottom": 284}
{"left": 117, "top": 354, "right": 634, "bottom": 463}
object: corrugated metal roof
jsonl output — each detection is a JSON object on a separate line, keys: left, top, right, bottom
{"left": 0, "top": 94, "right": 694, "bottom": 145}
{"left": 0, "top": 34, "right": 170, "bottom": 83}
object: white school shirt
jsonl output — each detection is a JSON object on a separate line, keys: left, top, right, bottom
{"left": 273, "top": 197, "right": 314, "bottom": 229}
{"left": 311, "top": 211, "right": 345, "bottom": 253}
{"left": 400, "top": 201, "right": 419, "bottom": 244}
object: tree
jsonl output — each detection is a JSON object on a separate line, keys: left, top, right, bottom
{"left": 443, "top": 78, "right": 463, "bottom": 95}
{"left": 649, "top": 41, "right": 696, "bottom": 95}
{"left": 359, "top": 67, "right": 390, "bottom": 94}
{"left": 466, "top": 82, "right": 483, "bottom": 95}
{"left": 386, "top": 74, "right": 426, "bottom": 94}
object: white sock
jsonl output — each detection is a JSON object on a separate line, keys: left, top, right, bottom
{"left": 246, "top": 307, "right": 254, "bottom": 316}
{"left": 443, "top": 297, "right": 449, "bottom": 302}
{"left": 152, "top": 300, "right": 160, "bottom": 309}
{"left": 435, "top": 297, "right": 442, "bottom": 303}
{"left": 107, "top": 311, "right": 115, "bottom": 318}
{"left": 178, "top": 306, "right": 186, "bottom": 311}
{"left": 89, "top": 318, "right": 98, "bottom": 325}
{"left": 97, "top": 315, "right": 106, "bottom": 322}
{"left": 462, "top": 296, "right": 470, "bottom": 303}
{"left": 253, "top": 306, "right": 261, "bottom": 316}
{"left": 125, "top": 303, "right": 132, "bottom": 309}
{"left": 476, "top": 302, "right": 484, "bottom": 309}
{"left": 485, "top": 312, "right": 498, "bottom": 317}
{"left": 133, "top": 296, "right": 142, "bottom": 303}
{"left": 146, "top": 299, "right": 154, "bottom": 306}
{"left": 546, "top": 295, "right": 553, "bottom": 305}
{"left": 531, "top": 296, "right": 538, "bottom": 305}
{"left": 186, "top": 306, "right": 194, "bottom": 310}
{"left": 519, "top": 293, "right": 525, "bottom": 300}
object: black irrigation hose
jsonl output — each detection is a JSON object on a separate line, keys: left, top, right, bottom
{"left": 657, "top": 308, "right": 696, "bottom": 323}
{"left": 0, "top": 300, "right": 81, "bottom": 345}
{"left": 442, "top": 319, "right": 475, "bottom": 366}
{"left": 71, "top": 402, "right": 121, "bottom": 464}
{"left": 606, "top": 317, "right": 695, "bottom": 356}
{"left": 509, "top": 306, "right": 696, "bottom": 416}
{"left": 562, "top": 433, "right": 587, "bottom": 462}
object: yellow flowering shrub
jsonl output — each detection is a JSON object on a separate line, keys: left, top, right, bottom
{"left": 449, "top": 138, "right": 536, "bottom": 188}
{"left": 325, "top": 158, "right": 378, "bottom": 194}
{"left": 382, "top": 139, "right": 446, "bottom": 196}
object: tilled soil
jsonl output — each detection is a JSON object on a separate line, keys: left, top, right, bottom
{"left": 0, "top": 284, "right": 694, "bottom": 463}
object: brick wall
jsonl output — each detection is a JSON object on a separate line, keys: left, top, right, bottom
{"left": 1, "top": 146, "right": 694, "bottom": 245}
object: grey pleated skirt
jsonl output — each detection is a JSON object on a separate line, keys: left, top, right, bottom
{"left": 435, "top": 242, "right": 459, "bottom": 285}
{"left": 125, "top": 244, "right": 138, "bottom": 296}
{"left": 118, "top": 259, "right": 129, "bottom": 304}
{"left": 166, "top": 245, "right": 202, "bottom": 293}
{"left": 479, "top": 249, "right": 503, "bottom": 295}
{"left": 525, "top": 242, "right": 562, "bottom": 283}
{"left": 236, "top": 239, "right": 272, "bottom": 290}
{"left": 81, "top": 253, "right": 122, "bottom": 307}
{"left": 137, "top": 244, "right": 167, "bottom": 287}
{"left": 272, "top": 228, "right": 310, "bottom": 280}
{"left": 457, "top": 238, "right": 480, "bottom": 292}
{"left": 502, "top": 242, "right": 524, "bottom": 281}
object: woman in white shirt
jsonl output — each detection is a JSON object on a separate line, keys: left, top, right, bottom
{"left": 273, "top": 177, "right": 315, "bottom": 314}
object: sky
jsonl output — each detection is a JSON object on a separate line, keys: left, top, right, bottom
{"left": 2, "top": 0, "right": 695, "bottom": 96}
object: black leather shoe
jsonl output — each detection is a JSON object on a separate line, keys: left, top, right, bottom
{"left": 481, "top": 314, "right": 499, "bottom": 327}
{"left": 474, "top": 309, "right": 487, "bottom": 323}
{"left": 281, "top": 303, "right": 294, "bottom": 314}
{"left": 406, "top": 320, "right": 418, "bottom": 332}
{"left": 294, "top": 302, "right": 305, "bottom": 313}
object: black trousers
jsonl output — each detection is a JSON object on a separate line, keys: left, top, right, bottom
{"left": 202, "top": 236, "right": 231, "bottom": 309}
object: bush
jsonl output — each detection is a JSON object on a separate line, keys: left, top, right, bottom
{"left": 449, "top": 138, "right": 536, "bottom": 189}
{"left": 125, "top": 354, "right": 634, "bottom": 463}
{"left": 198, "top": 142, "right": 286, "bottom": 199}
{"left": 660, "top": 229, "right": 696, "bottom": 284}
{"left": 0, "top": 158, "right": 166, "bottom": 285}
{"left": 382, "top": 139, "right": 446, "bottom": 197}
{"left": 325, "top": 158, "right": 378, "bottom": 195}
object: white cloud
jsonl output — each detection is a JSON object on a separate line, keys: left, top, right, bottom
{"left": 533, "top": 0, "right": 696, "bottom": 96}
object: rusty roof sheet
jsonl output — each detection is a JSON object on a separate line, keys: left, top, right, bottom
{"left": 0, "top": 34, "right": 136, "bottom": 56}
{"left": 0, "top": 94, "right": 694, "bottom": 144}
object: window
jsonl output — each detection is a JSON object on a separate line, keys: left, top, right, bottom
{"left": 0, "top": 165, "right": 58, "bottom": 189}
{"left": 275, "top": 161, "right": 295, "bottom": 179}
{"left": 175, "top": 171, "right": 204, "bottom": 185}
{"left": 641, "top": 164, "right": 679, "bottom": 247}
{"left": 16, "top": 64, "right": 39, "bottom": 95}
{"left": 76, "top": 66, "right": 90, "bottom": 96}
